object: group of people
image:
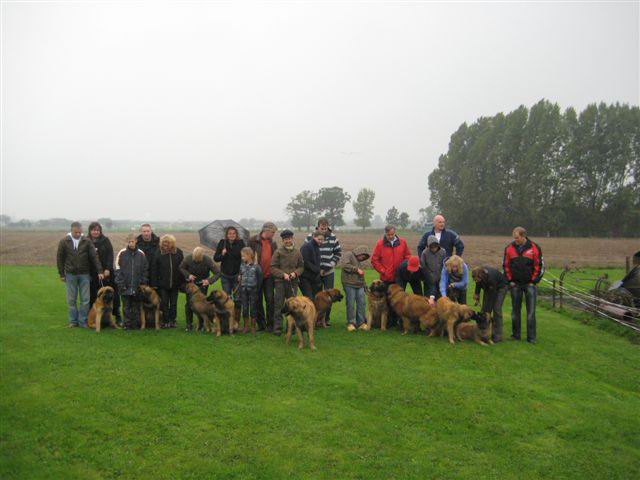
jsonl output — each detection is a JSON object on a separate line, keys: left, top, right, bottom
{"left": 57, "top": 214, "right": 544, "bottom": 343}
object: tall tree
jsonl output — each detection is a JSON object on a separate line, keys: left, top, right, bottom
{"left": 385, "top": 206, "right": 400, "bottom": 226}
{"left": 316, "top": 187, "right": 351, "bottom": 227}
{"left": 353, "top": 188, "right": 376, "bottom": 230}
{"left": 398, "top": 212, "right": 410, "bottom": 229}
{"left": 286, "top": 191, "right": 320, "bottom": 231}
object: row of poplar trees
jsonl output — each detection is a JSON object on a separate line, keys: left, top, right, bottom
{"left": 428, "top": 100, "right": 640, "bottom": 237}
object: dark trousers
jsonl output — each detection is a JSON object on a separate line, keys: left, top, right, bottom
{"left": 397, "top": 278, "right": 423, "bottom": 296}
{"left": 240, "top": 287, "right": 259, "bottom": 319}
{"left": 321, "top": 272, "right": 335, "bottom": 322}
{"left": 511, "top": 284, "right": 537, "bottom": 342}
{"left": 481, "top": 286, "right": 508, "bottom": 342}
{"left": 159, "top": 287, "right": 179, "bottom": 323}
{"left": 256, "top": 276, "right": 275, "bottom": 330}
{"left": 90, "top": 277, "right": 121, "bottom": 319}
{"left": 300, "top": 277, "right": 322, "bottom": 300}
{"left": 185, "top": 284, "right": 208, "bottom": 328}
{"left": 273, "top": 280, "right": 298, "bottom": 333}
{"left": 447, "top": 287, "right": 467, "bottom": 304}
{"left": 122, "top": 295, "right": 140, "bottom": 329}
{"left": 383, "top": 280, "right": 399, "bottom": 327}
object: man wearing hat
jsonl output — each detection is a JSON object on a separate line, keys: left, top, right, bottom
{"left": 248, "top": 222, "right": 279, "bottom": 331}
{"left": 395, "top": 255, "right": 436, "bottom": 304}
{"left": 270, "top": 229, "right": 304, "bottom": 336}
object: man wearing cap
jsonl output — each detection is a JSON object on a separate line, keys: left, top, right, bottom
{"left": 248, "top": 222, "right": 279, "bottom": 331}
{"left": 270, "top": 229, "right": 304, "bottom": 336}
{"left": 395, "top": 256, "right": 436, "bottom": 305}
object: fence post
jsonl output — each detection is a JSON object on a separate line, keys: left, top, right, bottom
{"left": 559, "top": 278, "right": 563, "bottom": 309}
{"left": 552, "top": 280, "right": 556, "bottom": 309}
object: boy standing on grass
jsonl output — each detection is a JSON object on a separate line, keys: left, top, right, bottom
{"left": 341, "top": 245, "right": 370, "bottom": 331}
{"left": 238, "top": 247, "right": 263, "bottom": 335}
{"left": 57, "top": 221, "right": 104, "bottom": 328}
{"left": 115, "top": 233, "right": 148, "bottom": 329}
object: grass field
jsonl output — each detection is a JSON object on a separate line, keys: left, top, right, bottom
{"left": 1, "top": 265, "right": 639, "bottom": 479}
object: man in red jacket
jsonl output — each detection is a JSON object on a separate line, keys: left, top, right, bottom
{"left": 503, "top": 226, "right": 544, "bottom": 344}
{"left": 371, "top": 225, "right": 411, "bottom": 327}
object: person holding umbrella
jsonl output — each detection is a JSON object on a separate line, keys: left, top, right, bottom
{"left": 270, "top": 229, "right": 304, "bottom": 336}
{"left": 214, "top": 226, "right": 246, "bottom": 329}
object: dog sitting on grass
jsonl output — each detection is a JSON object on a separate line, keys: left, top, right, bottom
{"left": 455, "top": 312, "right": 493, "bottom": 346}
{"left": 87, "top": 286, "right": 119, "bottom": 332}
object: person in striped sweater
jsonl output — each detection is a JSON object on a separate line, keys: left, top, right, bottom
{"left": 305, "top": 218, "right": 342, "bottom": 326}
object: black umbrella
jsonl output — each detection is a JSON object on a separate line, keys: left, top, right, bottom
{"left": 198, "top": 219, "right": 250, "bottom": 250}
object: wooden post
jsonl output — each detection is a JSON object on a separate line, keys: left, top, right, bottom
{"left": 552, "top": 280, "right": 556, "bottom": 309}
{"left": 559, "top": 278, "right": 563, "bottom": 309}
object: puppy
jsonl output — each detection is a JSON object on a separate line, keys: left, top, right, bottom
{"left": 314, "top": 288, "right": 344, "bottom": 328}
{"left": 387, "top": 284, "right": 438, "bottom": 335}
{"left": 282, "top": 296, "right": 317, "bottom": 351}
{"left": 455, "top": 312, "right": 493, "bottom": 346}
{"left": 206, "top": 289, "right": 236, "bottom": 336}
{"left": 138, "top": 285, "right": 162, "bottom": 331}
{"left": 366, "top": 280, "right": 389, "bottom": 331}
{"left": 435, "top": 296, "right": 477, "bottom": 344}
{"left": 87, "top": 286, "right": 119, "bottom": 332}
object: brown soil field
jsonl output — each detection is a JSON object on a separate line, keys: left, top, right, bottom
{"left": 0, "top": 230, "right": 637, "bottom": 269}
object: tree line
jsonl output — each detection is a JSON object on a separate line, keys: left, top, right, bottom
{"left": 428, "top": 100, "right": 640, "bottom": 237}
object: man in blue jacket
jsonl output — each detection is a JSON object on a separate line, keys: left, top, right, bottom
{"left": 417, "top": 214, "right": 464, "bottom": 258}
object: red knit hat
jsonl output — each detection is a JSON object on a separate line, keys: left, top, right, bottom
{"left": 407, "top": 256, "right": 420, "bottom": 272}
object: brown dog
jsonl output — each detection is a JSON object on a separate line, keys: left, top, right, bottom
{"left": 87, "top": 286, "right": 119, "bottom": 332}
{"left": 184, "top": 284, "right": 221, "bottom": 334}
{"left": 138, "top": 285, "right": 162, "bottom": 331}
{"left": 282, "top": 296, "right": 317, "bottom": 350}
{"left": 435, "top": 296, "right": 477, "bottom": 344}
{"left": 366, "top": 280, "right": 389, "bottom": 330}
{"left": 386, "top": 284, "right": 438, "bottom": 335}
{"left": 206, "top": 289, "right": 236, "bottom": 336}
{"left": 455, "top": 312, "right": 493, "bottom": 346}
{"left": 314, "top": 288, "right": 344, "bottom": 328}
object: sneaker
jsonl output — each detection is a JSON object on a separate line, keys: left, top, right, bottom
{"left": 347, "top": 324, "right": 356, "bottom": 332}
{"left": 358, "top": 323, "right": 369, "bottom": 331}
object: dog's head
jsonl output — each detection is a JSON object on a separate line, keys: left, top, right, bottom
{"left": 184, "top": 283, "right": 199, "bottom": 297}
{"left": 470, "top": 311, "right": 488, "bottom": 330}
{"left": 369, "top": 280, "right": 387, "bottom": 296}
{"left": 137, "top": 285, "right": 153, "bottom": 300}
{"left": 207, "top": 289, "right": 228, "bottom": 306}
{"left": 98, "top": 286, "right": 114, "bottom": 304}
{"left": 327, "top": 289, "right": 344, "bottom": 303}
{"left": 282, "top": 297, "right": 310, "bottom": 316}
{"left": 387, "top": 284, "right": 403, "bottom": 299}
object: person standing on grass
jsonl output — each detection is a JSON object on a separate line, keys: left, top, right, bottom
{"left": 57, "top": 221, "right": 104, "bottom": 328}
{"left": 472, "top": 266, "right": 508, "bottom": 343}
{"left": 271, "top": 229, "right": 304, "bottom": 336}
{"left": 238, "top": 247, "right": 263, "bottom": 335}
{"left": 341, "top": 245, "right": 370, "bottom": 331}
{"left": 417, "top": 214, "right": 464, "bottom": 258}
{"left": 115, "top": 233, "right": 148, "bottom": 330}
{"left": 179, "top": 247, "right": 221, "bottom": 331}
{"left": 248, "top": 222, "right": 278, "bottom": 332}
{"left": 371, "top": 225, "right": 411, "bottom": 327}
{"left": 503, "top": 226, "right": 544, "bottom": 344}
{"left": 214, "top": 226, "right": 246, "bottom": 329}
{"left": 136, "top": 223, "right": 160, "bottom": 266}
{"left": 87, "top": 221, "right": 121, "bottom": 324}
{"left": 419, "top": 235, "right": 447, "bottom": 300}
{"left": 439, "top": 255, "right": 469, "bottom": 304}
{"left": 300, "top": 231, "right": 324, "bottom": 300}
{"left": 152, "top": 235, "right": 184, "bottom": 329}
{"left": 305, "top": 218, "right": 342, "bottom": 326}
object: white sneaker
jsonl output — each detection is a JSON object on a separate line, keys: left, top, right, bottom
{"left": 347, "top": 324, "right": 356, "bottom": 332}
{"left": 358, "top": 323, "right": 369, "bottom": 331}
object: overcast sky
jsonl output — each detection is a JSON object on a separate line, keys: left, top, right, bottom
{"left": 2, "top": 1, "right": 638, "bottom": 223}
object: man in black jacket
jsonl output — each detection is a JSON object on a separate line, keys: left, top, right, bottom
{"left": 57, "top": 222, "right": 103, "bottom": 327}
{"left": 300, "top": 231, "right": 324, "bottom": 300}
{"left": 472, "top": 266, "right": 508, "bottom": 343}
{"left": 136, "top": 224, "right": 160, "bottom": 266}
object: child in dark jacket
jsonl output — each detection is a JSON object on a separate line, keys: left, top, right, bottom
{"left": 238, "top": 247, "right": 263, "bottom": 335}
{"left": 115, "top": 233, "right": 149, "bottom": 329}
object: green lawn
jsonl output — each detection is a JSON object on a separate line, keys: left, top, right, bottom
{"left": 1, "top": 265, "right": 639, "bottom": 479}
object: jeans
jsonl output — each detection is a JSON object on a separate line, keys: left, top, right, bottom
{"left": 344, "top": 286, "right": 366, "bottom": 326}
{"left": 240, "top": 286, "right": 259, "bottom": 319}
{"left": 65, "top": 274, "right": 91, "bottom": 326}
{"left": 481, "top": 285, "right": 508, "bottom": 342}
{"left": 321, "top": 272, "right": 335, "bottom": 322}
{"left": 511, "top": 284, "right": 537, "bottom": 342}
{"left": 159, "top": 287, "right": 179, "bottom": 323}
{"left": 256, "top": 276, "right": 275, "bottom": 330}
{"left": 221, "top": 275, "right": 240, "bottom": 306}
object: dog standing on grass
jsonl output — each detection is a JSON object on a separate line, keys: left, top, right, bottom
{"left": 282, "top": 296, "right": 317, "bottom": 351}
{"left": 87, "top": 286, "right": 119, "bottom": 332}
{"left": 435, "top": 296, "right": 478, "bottom": 344}
{"left": 366, "top": 280, "right": 389, "bottom": 331}
{"left": 387, "top": 284, "right": 439, "bottom": 335}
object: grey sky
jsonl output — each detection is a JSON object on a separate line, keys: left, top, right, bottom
{"left": 2, "top": 1, "right": 638, "bottom": 223}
